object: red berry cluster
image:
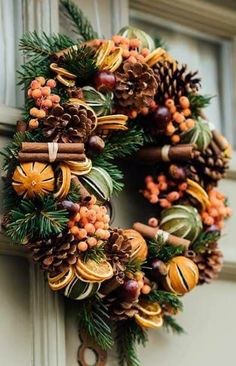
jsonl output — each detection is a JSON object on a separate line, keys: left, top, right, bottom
{"left": 142, "top": 173, "right": 187, "bottom": 208}
{"left": 68, "top": 196, "right": 111, "bottom": 252}
{"left": 27, "top": 76, "right": 60, "bottom": 129}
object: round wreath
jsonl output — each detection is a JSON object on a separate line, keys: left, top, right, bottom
{"left": 1, "top": 2, "right": 232, "bottom": 365}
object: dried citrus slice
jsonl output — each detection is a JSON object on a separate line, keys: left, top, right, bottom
{"left": 96, "top": 40, "right": 114, "bottom": 67}
{"left": 76, "top": 258, "right": 113, "bottom": 281}
{"left": 54, "top": 163, "right": 71, "bottom": 199}
{"left": 135, "top": 301, "right": 161, "bottom": 316}
{"left": 144, "top": 47, "right": 166, "bottom": 67}
{"left": 101, "top": 47, "right": 123, "bottom": 72}
{"left": 48, "top": 266, "right": 75, "bottom": 291}
{"left": 66, "top": 158, "right": 92, "bottom": 176}
{"left": 64, "top": 277, "right": 100, "bottom": 300}
{"left": 75, "top": 264, "right": 104, "bottom": 282}
{"left": 134, "top": 313, "right": 163, "bottom": 329}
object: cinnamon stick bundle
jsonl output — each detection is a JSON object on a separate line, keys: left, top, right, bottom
{"left": 71, "top": 176, "right": 91, "bottom": 203}
{"left": 18, "top": 152, "right": 86, "bottom": 162}
{"left": 133, "top": 222, "right": 190, "bottom": 250}
{"left": 136, "top": 144, "right": 196, "bottom": 163}
{"left": 21, "top": 142, "right": 84, "bottom": 153}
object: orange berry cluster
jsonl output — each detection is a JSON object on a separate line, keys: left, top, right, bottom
{"left": 142, "top": 174, "right": 187, "bottom": 208}
{"left": 68, "top": 196, "right": 111, "bottom": 252}
{"left": 89, "top": 36, "right": 151, "bottom": 64}
{"left": 27, "top": 76, "right": 60, "bottom": 129}
{"left": 164, "top": 96, "right": 195, "bottom": 144}
{"left": 201, "top": 189, "right": 232, "bottom": 229}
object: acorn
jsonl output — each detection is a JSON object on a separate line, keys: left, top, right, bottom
{"left": 119, "top": 279, "right": 140, "bottom": 301}
{"left": 149, "top": 106, "right": 172, "bottom": 134}
{"left": 87, "top": 135, "right": 105, "bottom": 154}
{"left": 168, "top": 164, "right": 186, "bottom": 181}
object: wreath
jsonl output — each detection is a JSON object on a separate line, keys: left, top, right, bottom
{"left": 1, "top": 1, "right": 232, "bottom": 365}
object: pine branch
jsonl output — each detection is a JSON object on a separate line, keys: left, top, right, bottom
{"left": 191, "top": 230, "right": 221, "bottom": 253}
{"left": 126, "top": 259, "right": 145, "bottom": 274}
{"left": 60, "top": 0, "right": 98, "bottom": 41}
{"left": 147, "top": 237, "right": 184, "bottom": 262}
{"left": 77, "top": 297, "right": 113, "bottom": 350}
{"left": 147, "top": 290, "right": 183, "bottom": 311}
{"left": 18, "top": 59, "right": 52, "bottom": 87}
{"left": 60, "top": 46, "right": 98, "bottom": 85}
{"left": 115, "top": 319, "right": 147, "bottom": 366}
{"left": 188, "top": 93, "right": 213, "bottom": 118}
{"left": 6, "top": 196, "right": 68, "bottom": 243}
{"left": 83, "top": 244, "right": 106, "bottom": 263}
{"left": 163, "top": 315, "right": 185, "bottom": 334}
{"left": 66, "top": 181, "right": 81, "bottom": 203}
{"left": 19, "top": 31, "right": 75, "bottom": 63}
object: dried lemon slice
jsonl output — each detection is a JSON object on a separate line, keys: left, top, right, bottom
{"left": 96, "top": 40, "right": 114, "bottom": 67}
{"left": 54, "top": 163, "right": 71, "bottom": 199}
{"left": 101, "top": 47, "right": 123, "bottom": 72}
{"left": 134, "top": 313, "right": 163, "bottom": 329}
{"left": 66, "top": 158, "right": 92, "bottom": 176}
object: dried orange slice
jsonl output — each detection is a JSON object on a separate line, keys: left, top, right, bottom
{"left": 101, "top": 47, "right": 123, "bottom": 72}
{"left": 135, "top": 301, "right": 161, "bottom": 316}
{"left": 96, "top": 40, "right": 114, "bottom": 67}
{"left": 134, "top": 313, "right": 163, "bottom": 329}
{"left": 48, "top": 266, "right": 75, "bottom": 291}
{"left": 76, "top": 258, "right": 113, "bottom": 281}
{"left": 66, "top": 158, "right": 92, "bottom": 176}
{"left": 54, "top": 163, "right": 71, "bottom": 199}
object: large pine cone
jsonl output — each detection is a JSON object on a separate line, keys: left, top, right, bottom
{"left": 153, "top": 61, "right": 201, "bottom": 103}
{"left": 114, "top": 61, "right": 157, "bottom": 113}
{"left": 188, "top": 243, "right": 223, "bottom": 284}
{"left": 106, "top": 295, "right": 138, "bottom": 320}
{"left": 43, "top": 103, "right": 97, "bottom": 143}
{"left": 27, "top": 232, "right": 78, "bottom": 274}
{"left": 105, "top": 229, "right": 132, "bottom": 275}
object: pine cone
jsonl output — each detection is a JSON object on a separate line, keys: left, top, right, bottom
{"left": 105, "top": 229, "right": 132, "bottom": 275}
{"left": 106, "top": 295, "right": 138, "bottom": 320}
{"left": 114, "top": 61, "right": 157, "bottom": 113}
{"left": 153, "top": 61, "right": 201, "bottom": 103}
{"left": 189, "top": 243, "right": 223, "bottom": 284}
{"left": 43, "top": 103, "right": 96, "bottom": 143}
{"left": 66, "top": 86, "right": 84, "bottom": 99}
{"left": 27, "top": 232, "right": 78, "bottom": 274}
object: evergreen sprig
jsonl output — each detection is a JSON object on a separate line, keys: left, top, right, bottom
{"left": 66, "top": 181, "right": 81, "bottom": 203}
{"left": 163, "top": 315, "right": 185, "bottom": 334}
{"left": 83, "top": 244, "right": 106, "bottom": 263}
{"left": 148, "top": 236, "right": 184, "bottom": 262}
{"left": 19, "top": 31, "right": 75, "bottom": 63}
{"left": 61, "top": 46, "right": 98, "bottom": 85}
{"left": 6, "top": 196, "right": 68, "bottom": 243}
{"left": 126, "top": 259, "right": 145, "bottom": 274}
{"left": 18, "top": 59, "right": 52, "bottom": 87}
{"left": 147, "top": 290, "right": 183, "bottom": 311}
{"left": 191, "top": 230, "right": 221, "bottom": 253}
{"left": 115, "top": 319, "right": 147, "bottom": 366}
{"left": 93, "top": 159, "right": 124, "bottom": 194}
{"left": 60, "top": 0, "right": 98, "bottom": 41}
{"left": 188, "top": 93, "right": 213, "bottom": 118}
{"left": 77, "top": 297, "right": 113, "bottom": 350}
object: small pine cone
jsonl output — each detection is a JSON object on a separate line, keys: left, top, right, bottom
{"left": 106, "top": 295, "right": 138, "bottom": 320}
{"left": 153, "top": 61, "right": 201, "bottom": 103}
{"left": 105, "top": 229, "right": 132, "bottom": 275}
{"left": 66, "top": 86, "right": 84, "bottom": 99}
{"left": 43, "top": 103, "right": 96, "bottom": 143}
{"left": 114, "top": 61, "right": 158, "bottom": 114}
{"left": 189, "top": 243, "right": 223, "bottom": 284}
{"left": 27, "top": 232, "right": 78, "bottom": 274}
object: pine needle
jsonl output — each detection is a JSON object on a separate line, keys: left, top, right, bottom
{"left": 115, "top": 319, "right": 147, "bottom": 366}
{"left": 148, "top": 237, "right": 184, "bottom": 262}
{"left": 77, "top": 297, "right": 113, "bottom": 350}
{"left": 163, "top": 315, "right": 185, "bottom": 334}
{"left": 148, "top": 290, "right": 183, "bottom": 311}
{"left": 6, "top": 196, "right": 68, "bottom": 243}
{"left": 191, "top": 230, "right": 221, "bottom": 253}
{"left": 188, "top": 93, "right": 213, "bottom": 118}
{"left": 83, "top": 245, "right": 106, "bottom": 263}
{"left": 60, "top": 0, "right": 98, "bottom": 40}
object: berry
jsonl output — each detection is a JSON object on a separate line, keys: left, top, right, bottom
{"left": 78, "top": 241, "right": 88, "bottom": 252}
{"left": 148, "top": 217, "right": 158, "bottom": 227}
{"left": 94, "top": 71, "right": 116, "bottom": 92}
{"left": 120, "top": 279, "right": 139, "bottom": 301}
{"left": 87, "top": 237, "right": 97, "bottom": 247}
{"left": 36, "top": 76, "right": 46, "bottom": 86}
{"left": 37, "top": 109, "right": 46, "bottom": 119}
{"left": 41, "top": 99, "right": 53, "bottom": 108}
{"left": 50, "top": 95, "right": 60, "bottom": 103}
{"left": 150, "top": 106, "right": 172, "bottom": 131}
{"left": 179, "top": 96, "right": 190, "bottom": 109}
{"left": 141, "top": 284, "right": 151, "bottom": 295}
{"left": 46, "top": 79, "right": 56, "bottom": 88}
{"left": 28, "top": 119, "right": 39, "bottom": 130}
{"left": 30, "top": 107, "right": 39, "bottom": 117}
{"left": 30, "top": 80, "right": 40, "bottom": 89}
{"left": 41, "top": 86, "right": 51, "bottom": 97}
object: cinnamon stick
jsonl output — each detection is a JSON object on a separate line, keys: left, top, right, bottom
{"left": 18, "top": 152, "right": 86, "bottom": 162}
{"left": 71, "top": 176, "right": 91, "bottom": 202}
{"left": 100, "top": 276, "right": 124, "bottom": 296}
{"left": 21, "top": 142, "right": 84, "bottom": 153}
{"left": 133, "top": 222, "right": 190, "bottom": 250}
{"left": 136, "top": 144, "right": 196, "bottom": 163}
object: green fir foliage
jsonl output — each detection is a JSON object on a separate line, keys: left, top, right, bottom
{"left": 115, "top": 319, "right": 147, "bottom": 366}
{"left": 148, "top": 237, "right": 184, "bottom": 262}
{"left": 6, "top": 196, "right": 68, "bottom": 243}
{"left": 77, "top": 297, "right": 113, "bottom": 350}
{"left": 60, "top": 46, "right": 98, "bottom": 85}
{"left": 191, "top": 230, "right": 221, "bottom": 253}
{"left": 60, "top": 0, "right": 98, "bottom": 41}
{"left": 163, "top": 315, "right": 185, "bottom": 334}
{"left": 188, "top": 93, "right": 213, "bottom": 118}
{"left": 148, "top": 290, "right": 183, "bottom": 311}
{"left": 83, "top": 244, "right": 106, "bottom": 263}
